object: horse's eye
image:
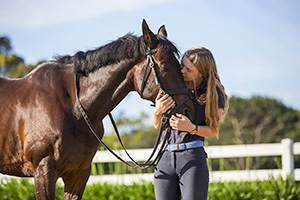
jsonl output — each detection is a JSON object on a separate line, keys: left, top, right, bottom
{"left": 161, "top": 65, "right": 170, "bottom": 72}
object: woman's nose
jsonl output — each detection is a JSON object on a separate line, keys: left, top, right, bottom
{"left": 181, "top": 67, "right": 185, "bottom": 74}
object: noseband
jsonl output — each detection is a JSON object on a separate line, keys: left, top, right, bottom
{"left": 75, "top": 46, "right": 193, "bottom": 169}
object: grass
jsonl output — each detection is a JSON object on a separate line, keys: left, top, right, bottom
{"left": 0, "top": 177, "right": 299, "bottom": 200}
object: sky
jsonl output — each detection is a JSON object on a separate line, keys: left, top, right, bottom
{"left": 0, "top": 0, "right": 299, "bottom": 130}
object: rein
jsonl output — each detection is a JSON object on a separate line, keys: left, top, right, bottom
{"left": 75, "top": 47, "right": 192, "bottom": 169}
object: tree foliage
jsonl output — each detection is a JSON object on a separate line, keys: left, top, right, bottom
{"left": 0, "top": 36, "right": 12, "bottom": 54}
{"left": 0, "top": 36, "right": 41, "bottom": 78}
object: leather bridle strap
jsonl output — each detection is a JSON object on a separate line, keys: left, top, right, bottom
{"left": 140, "top": 47, "right": 158, "bottom": 96}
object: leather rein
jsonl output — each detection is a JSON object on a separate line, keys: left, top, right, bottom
{"left": 75, "top": 46, "right": 192, "bottom": 169}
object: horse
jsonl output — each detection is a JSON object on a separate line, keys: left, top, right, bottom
{"left": 0, "top": 20, "right": 194, "bottom": 199}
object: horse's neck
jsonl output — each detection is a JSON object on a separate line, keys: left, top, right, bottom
{"left": 78, "top": 61, "right": 136, "bottom": 124}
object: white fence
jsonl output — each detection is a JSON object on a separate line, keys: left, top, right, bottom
{"left": 88, "top": 138, "right": 300, "bottom": 184}
{"left": 1, "top": 138, "right": 299, "bottom": 185}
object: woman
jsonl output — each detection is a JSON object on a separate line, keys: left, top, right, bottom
{"left": 153, "top": 47, "right": 228, "bottom": 200}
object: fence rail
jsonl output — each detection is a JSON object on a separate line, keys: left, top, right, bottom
{"left": 1, "top": 138, "right": 299, "bottom": 185}
{"left": 88, "top": 138, "right": 300, "bottom": 184}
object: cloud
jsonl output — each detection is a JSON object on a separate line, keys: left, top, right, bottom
{"left": 0, "top": 0, "right": 174, "bottom": 29}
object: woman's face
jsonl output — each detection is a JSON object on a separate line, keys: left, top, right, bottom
{"left": 181, "top": 56, "right": 202, "bottom": 83}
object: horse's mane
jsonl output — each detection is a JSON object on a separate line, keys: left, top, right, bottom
{"left": 56, "top": 33, "right": 179, "bottom": 76}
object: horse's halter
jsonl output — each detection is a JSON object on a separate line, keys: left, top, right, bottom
{"left": 140, "top": 47, "right": 193, "bottom": 123}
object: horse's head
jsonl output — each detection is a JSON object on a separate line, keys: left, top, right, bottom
{"left": 133, "top": 20, "right": 195, "bottom": 122}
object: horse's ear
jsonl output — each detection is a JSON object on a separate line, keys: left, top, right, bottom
{"left": 157, "top": 25, "right": 167, "bottom": 38}
{"left": 142, "top": 19, "right": 158, "bottom": 48}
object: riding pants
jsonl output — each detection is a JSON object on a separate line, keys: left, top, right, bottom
{"left": 154, "top": 147, "right": 209, "bottom": 200}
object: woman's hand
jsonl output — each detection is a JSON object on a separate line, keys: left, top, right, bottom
{"left": 154, "top": 93, "right": 175, "bottom": 115}
{"left": 169, "top": 113, "right": 194, "bottom": 132}
{"left": 152, "top": 93, "right": 175, "bottom": 130}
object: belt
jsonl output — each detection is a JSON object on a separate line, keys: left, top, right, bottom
{"left": 164, "top": 140, "right": 204, "bottom": 152}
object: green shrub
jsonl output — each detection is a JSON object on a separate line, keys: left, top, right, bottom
{"left": 0, "top": 179, "right": 35, "bottom": 200}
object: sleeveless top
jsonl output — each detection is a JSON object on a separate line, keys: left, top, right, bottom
{"left": 163, "top": 82, "right": 225, "bottom": 144}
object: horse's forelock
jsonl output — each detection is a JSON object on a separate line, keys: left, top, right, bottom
{"left": 156, "top": 37, "right": 180, "bottom": 62}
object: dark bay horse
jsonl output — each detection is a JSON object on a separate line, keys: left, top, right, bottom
{"left": 0, "top": 20, "right": 194, "bottom": 199}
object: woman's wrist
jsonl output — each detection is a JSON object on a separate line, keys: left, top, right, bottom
{"left": 153, "top": 108, "right": 163, "bottom": 118}
{"left": 153, "top": 108, "right": 163, "bottom": 130}
{"left": 189, "top": 124, "right": 198, "bottom": 135}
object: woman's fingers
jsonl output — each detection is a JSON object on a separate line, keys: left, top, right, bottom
{"left": 156, "top": 94, "right": 168, "bottom": 104}
{"left": 156, "top": 94, "right": 175, "bottom": 113}
{"left": 175, "top": 113, "right": 188, "bottom": 120}
{"left": 164, "top": 97, "right": 175, "bottom": 108}
{"left": 169, "top": 113, "right": 192, "bottom": 131}
{"left": 155, "top": 92, "right": 162, "bottom": 101}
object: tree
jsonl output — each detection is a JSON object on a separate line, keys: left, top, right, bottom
{"left": 0, "top": 36, "right": 40, "bottom": 78}
{"left": 10, "top": 61, "right": 42, "bottom": 78}
{"left": 0, "top": 36, "right": 12, "bottom": 54}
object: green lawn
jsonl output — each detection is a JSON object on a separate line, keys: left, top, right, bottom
{"left": 0, "top": 176, "right": 299, "bottom": 200}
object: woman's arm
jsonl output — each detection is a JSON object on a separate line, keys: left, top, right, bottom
{"left": 169, "top": 108, "right": 224, "bottom": 137}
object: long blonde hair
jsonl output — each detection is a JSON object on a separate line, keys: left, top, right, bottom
{"left": 183, "top": 47, "right": 229, "bottom": 135}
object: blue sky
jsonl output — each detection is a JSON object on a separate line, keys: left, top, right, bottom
{"left": 1, "top": 0, "right": 299, "bottom": 128}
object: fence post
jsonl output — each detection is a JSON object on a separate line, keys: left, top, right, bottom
{"left": 281, "top": 138, "right": 294, "bottom": 179}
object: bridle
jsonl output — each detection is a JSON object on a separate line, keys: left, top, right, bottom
{"left": 75, "top": 46, "right": 193, "bottom": 169}
{"left": 140, "top": 47, "right": 192, "bottom": 122}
